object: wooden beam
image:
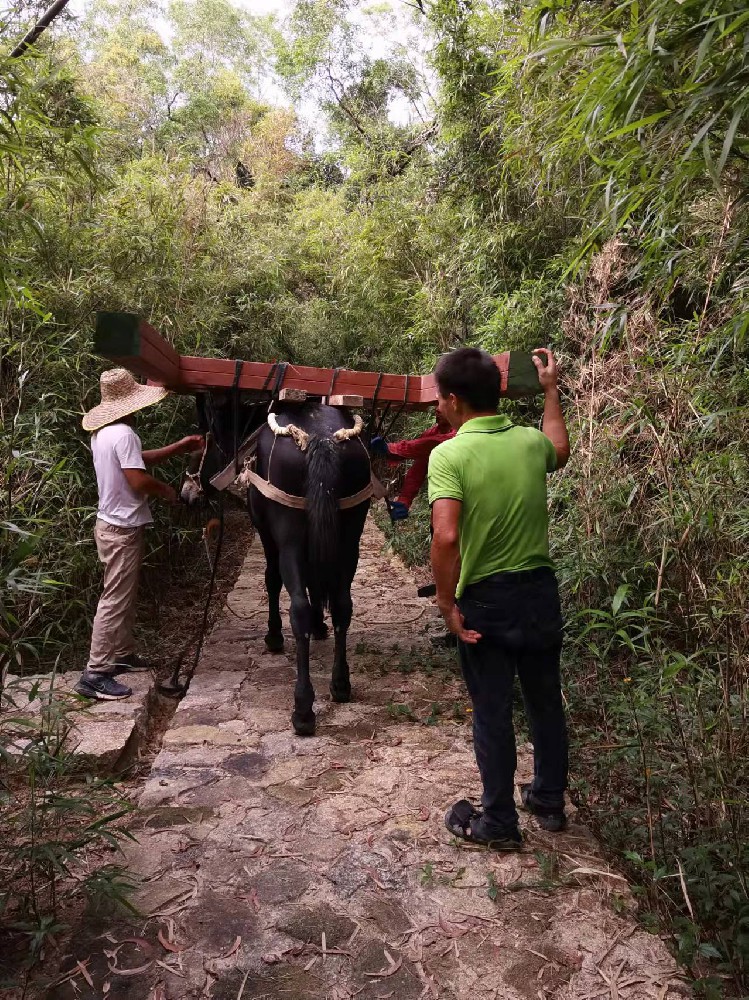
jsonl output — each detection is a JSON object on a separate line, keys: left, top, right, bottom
{"left": 177, "top": 360, "right": 424, "bottom": 404}
{"left": 278, "top": 388, "right": 308, "bottom": 403}
{"left": 94, "top": 312, "right": 180, "bottom": 386}
{"left": 328, "top": 394, "right": 364, "bottom": 408}
{"left": 93, "top": 312, "right": 540, "bottom": 406}
{"left": 177, "top": 356, "right": 423, "bottom": 403}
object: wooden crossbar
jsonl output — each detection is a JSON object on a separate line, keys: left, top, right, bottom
{"left": 94, "top": 312, "right": 540, "bottom": 407}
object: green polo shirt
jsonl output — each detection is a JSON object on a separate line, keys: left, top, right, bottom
{"left": 427, "top": 415, "right": 557, "bottom": 598}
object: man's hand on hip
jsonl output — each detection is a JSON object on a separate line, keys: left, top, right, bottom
{"left": 439, "top": 601, "right": 482, "bottom": 644}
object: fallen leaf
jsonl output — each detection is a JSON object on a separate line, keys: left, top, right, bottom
{"left": 364, "top": 951, "right": 403, "bottom": 978}
{"left": 158, "top": 928, "right": 187, "bottom": 954}
{"left": 568, "top": 866, "right": 627, "bottom": 881}
{"left": 222, "top": 936, "right": 242, "bottom": 959}
{"left": 76, "top": 960, "right": 94, "bottom": 988}
{"left": 149, "top": 884, "right": 198, "bottom": 918}
{"left": 106, "top": 938, "right": 156, "bottom": 978}
{"left": 156, "top": 960, "right": 187, "bottom": 978}
{"left": 108, "top": 960, "right": 155, "bottom": 977}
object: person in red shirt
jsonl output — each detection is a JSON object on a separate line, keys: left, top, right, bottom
{"left": 370, "top": 412, "right": 456, "bottom": 519}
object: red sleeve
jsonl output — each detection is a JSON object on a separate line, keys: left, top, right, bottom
{"left": 388, "top": 425, "right": 454, "bottom": 460}
{"left": 397, "top": 455, "right": 429, "bottom": 507}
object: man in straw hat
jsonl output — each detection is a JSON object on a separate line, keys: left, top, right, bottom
{"left": 76, "top": 368, "right": 204, "bottom": 701}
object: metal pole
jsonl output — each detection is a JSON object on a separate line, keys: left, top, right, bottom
{"left": 10, "top": 0, "right": 72, "bottom": 58}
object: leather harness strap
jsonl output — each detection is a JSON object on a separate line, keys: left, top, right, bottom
{"left": 244, "top": 469, "right": 374, "bottom": 511}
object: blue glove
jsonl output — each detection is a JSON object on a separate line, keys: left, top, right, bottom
{"left": 390, "top": 501, "right": 409, "bottom": 521}
{"left": 370, "top": 436, "right": 390, "bottom": 457}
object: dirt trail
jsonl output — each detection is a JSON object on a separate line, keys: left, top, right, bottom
{"left": 48, "top": 520, "right": 689, "bottom": 1000}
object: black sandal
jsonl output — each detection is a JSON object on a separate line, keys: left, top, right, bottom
{"left": 444, "top": 799, "right": 522, "bottom": 851}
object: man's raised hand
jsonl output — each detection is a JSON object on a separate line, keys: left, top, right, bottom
{"left": 532, "top": 348, "right": 559, "bottom": 393}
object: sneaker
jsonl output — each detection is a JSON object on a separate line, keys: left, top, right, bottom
{"left": 519, "top": 783, "right": 567, "bottom": 832}
{"left": 74, "top": 671, "right": 133, "bottom": 701}
{"left": 113, "top": 653, "right": 150, "bottom": 674}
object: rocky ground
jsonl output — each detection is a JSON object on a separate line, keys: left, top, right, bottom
{"left": 42, "top": 519, "right": 689, "bottom": 1000}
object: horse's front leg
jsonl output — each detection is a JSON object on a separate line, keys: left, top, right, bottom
{"left": 280, "top": 551, "right": 316, "bottom": 736}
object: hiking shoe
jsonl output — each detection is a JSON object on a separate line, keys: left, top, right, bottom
{"left": 519, "top": 783, "right": 567, "bottom": 832}
{"left": 113, "top": 653, "right": 150, "bottom": 674}
{"left": 74, "top": 672, "right": 132, "bottom": 701}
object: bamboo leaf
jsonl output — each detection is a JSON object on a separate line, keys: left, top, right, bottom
{"left": 603, "top": 110, "right": 672, "bottom": 140}
{"left": 717, "top": 105, "right": 744, "bottom": 176}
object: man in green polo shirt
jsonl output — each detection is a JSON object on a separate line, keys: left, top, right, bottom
{"left": 428, "top": 346, "right": 570, "bottom": 849}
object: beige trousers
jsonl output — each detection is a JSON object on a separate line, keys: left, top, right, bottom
{"left": 87, "top": 519, "right": 146, "bottom": 674}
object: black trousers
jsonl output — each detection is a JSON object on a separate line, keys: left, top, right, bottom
{"left": 457, "top": 567, "right": 568, "bottom": 834}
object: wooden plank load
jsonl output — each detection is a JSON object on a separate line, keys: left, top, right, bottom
{"left": 94, "top": 312, "right": 542, "bottom": 406}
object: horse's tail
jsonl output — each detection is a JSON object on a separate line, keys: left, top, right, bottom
{"left": 306, "top": 435, "right": 340, "bottom": 607}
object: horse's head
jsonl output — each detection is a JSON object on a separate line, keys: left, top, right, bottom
{"left": 179, "top": 391, "right": 266, "bottom": 506}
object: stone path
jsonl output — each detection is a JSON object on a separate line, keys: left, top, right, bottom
{"left": 48, "top": 520, "right": 689, "bottom": 1000}
{"left": 2, "top": 671, "right": 152, "bottom": 774}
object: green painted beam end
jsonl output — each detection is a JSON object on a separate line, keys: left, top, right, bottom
{"left": 507, "top": 351, "right": 543, "bottom": 398}
{"left": 94, "top": 311, "right": 141, "bottom": 358}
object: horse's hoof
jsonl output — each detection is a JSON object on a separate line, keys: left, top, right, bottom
{"left": 264, "top": 632, "right": 284, "bottom": 653}
{"left": 312, "top": 624, "right": 330, "bottom": 641}
{"left": 330, "top": 681, "right": 351, "bottom": 704}
{"left": 291, "top": 711, "right": 316, "bottom": 737}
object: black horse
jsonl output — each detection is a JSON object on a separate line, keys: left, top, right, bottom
{"left": 182, "top": 394, "right": 371, "bottom": 736}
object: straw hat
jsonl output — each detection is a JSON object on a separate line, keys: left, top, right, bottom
{"left": 82, "top": 368, "right": 169, "bottom": 432}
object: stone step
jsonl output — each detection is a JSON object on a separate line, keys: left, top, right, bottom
{"left": 2, "top": 671, "right": 153, "bottom": 773}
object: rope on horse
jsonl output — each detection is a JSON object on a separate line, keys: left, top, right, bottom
{"left": 268, "top": 412, "right": 311, "bottom": 451}
{"left": 332, "top": 414, "right": 364, "bottom": 442}
{"left": 266, "top": 413, "right": 364, "bottom": 452}
{"left": 240, "top": 413, "right": 370, "bottom": 510}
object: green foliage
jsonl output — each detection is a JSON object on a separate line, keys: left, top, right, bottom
{"left": 0, "top": 673, "right": 135, "bottom": 982}
{"left": 3, "top": 0, "right": 749, "bottom": 989}
{"left": 423, "top": 0, "right": 748, "bottom": 987}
